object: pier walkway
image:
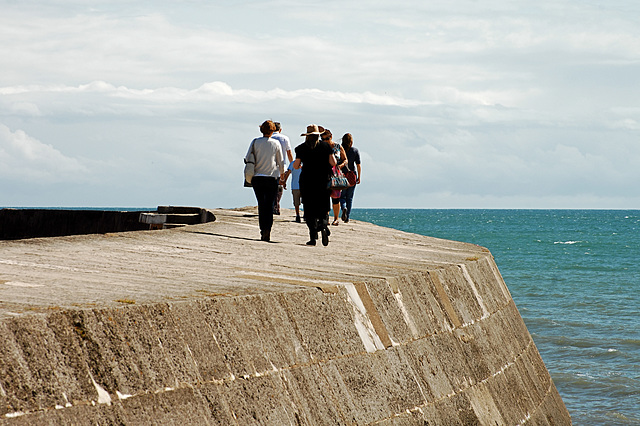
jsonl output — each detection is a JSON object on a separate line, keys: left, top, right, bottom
{"left": 0, "top": 208, "right": 571, "bottom": 425}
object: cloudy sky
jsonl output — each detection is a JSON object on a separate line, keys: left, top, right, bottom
{"left": 1, "top": 0, "right": 639, "bottom": 209}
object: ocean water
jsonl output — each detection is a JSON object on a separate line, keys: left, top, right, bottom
{"left": 350, "top": 209, "right": 640, "bottom": 425}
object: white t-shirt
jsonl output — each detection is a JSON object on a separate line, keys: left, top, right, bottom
{"left": 271, "top": 132, "right": 292, "bottom": 167}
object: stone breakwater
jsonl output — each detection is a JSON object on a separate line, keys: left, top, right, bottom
{"left": 0, "top": 208, "right": 571, "bottom": 425}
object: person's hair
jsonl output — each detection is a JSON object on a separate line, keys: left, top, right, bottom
{"left": 321, "top": 129, "right": 332, "bottom": 140}
{"left": 342, "top": 133, "right": 353, "bottom": 147}
{"left": 305, "top": 134, "right": 320, "bottom": 148}
{"left": 274, "top": 122, "right": 282, "bottom": 132}
{"left": 260, "top": 120, "right": 276, "bottom": 135}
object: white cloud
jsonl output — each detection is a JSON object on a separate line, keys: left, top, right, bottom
{"left": 0, "top": 124, "right": 88, "bottom": 182}
{"left": 1, "top": 0, "right": 640, "bottom": 208}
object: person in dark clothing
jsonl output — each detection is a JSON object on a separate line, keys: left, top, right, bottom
{"left": 293, "top": 124, "right": 337, "bottom": 246}
{"left": 339, "top": 133, "right": 362, "bottom": 223}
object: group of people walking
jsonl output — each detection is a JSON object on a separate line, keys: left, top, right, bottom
{"left": 245, "top": 120, "right": 361, "bottom": 245}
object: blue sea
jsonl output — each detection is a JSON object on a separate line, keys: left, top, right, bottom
{"left": 351, "top": 209, "right": 640, "bottom": 426}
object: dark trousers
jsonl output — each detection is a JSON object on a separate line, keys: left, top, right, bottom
{"left": 273, "top": 184, "right": 284, "bottom": 214}
{"left": 302, "top": 189, "right": 330, "bottom": 240}
{"left": 252, "top": 176, "right": 278, "bottom": 233}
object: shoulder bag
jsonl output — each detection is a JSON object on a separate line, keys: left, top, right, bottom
{"left": 328, "top": 166, "right": 350, "bottom": 190}
{"left": 244, "top": 140, "right": 255, "bottom": 187}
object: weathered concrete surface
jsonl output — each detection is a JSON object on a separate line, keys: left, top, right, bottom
{"left": 0, "top": 207, "right": 571, "bottom": 425}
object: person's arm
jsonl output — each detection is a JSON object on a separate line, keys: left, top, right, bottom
{"left": 281, "top": 169, "right": 291, "bottom": 189}
{"left": 287, "top": 149, "right": 294, "bottom": 163}
{"left": 293, "top": 158, "right": 302, "bottom": 169}
{"left": 356, "top": 163, "right": 361, "bottom": 184}
{"left": 338, "top": 146, "right": 347, "bottom": 169}
{"left": 276, "top": 146, "right": 284, "bottom": 173}
{"left": 329, "top": 153, "right": 337, "bottom": 167}
{"left": 244, "top": 140, "right": 255, "bottom": 162}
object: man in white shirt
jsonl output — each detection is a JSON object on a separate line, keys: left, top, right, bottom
{"left": 271, "top": 122, "right": 293, "bottom": 215}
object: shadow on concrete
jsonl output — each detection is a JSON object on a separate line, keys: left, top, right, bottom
{"left": 188, "top": 231, "right": 270, "bottom": 243}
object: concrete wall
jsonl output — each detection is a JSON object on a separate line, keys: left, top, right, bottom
{"left": 0, "top": 209, "right": 150, "bottom": 240}
{"left": 0, "top": 259, "right": 571, "bottom": 424}
{"left": 0, "top": 207, "right": 215, "bottom": 240}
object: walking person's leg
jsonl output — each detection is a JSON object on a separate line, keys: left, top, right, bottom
{"left": 273, "top": 184, "right": 284, "bottom": 215}
{"left": 332, "top": 197, "right": 341, "bottom": 225}
{"left": 340, "top": 186, "right": 355, "bottom": 222}
{"left": 292, "top": 189, "right": 302, "bottom": 222}
{"left": 253, "top": 176, "right": 278, "bottom": 241}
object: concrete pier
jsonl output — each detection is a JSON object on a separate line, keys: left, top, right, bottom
{"left": 0, "top": 207, "right": 571, "bottom": 424}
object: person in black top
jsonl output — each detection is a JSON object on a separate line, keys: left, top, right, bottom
{"left": 293, "top": 124, "right": 337, "bottom": 246}
{"left": 339, "top": 133, "right": 362, "bottom": 223}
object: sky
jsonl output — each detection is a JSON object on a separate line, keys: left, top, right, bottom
{"left": 1, "top": 0, "right": 639, "bottom": 209}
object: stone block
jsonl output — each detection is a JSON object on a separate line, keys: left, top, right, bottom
{"left": 423, "top": 270, "right": 464, "bottom": 331}
{"left": 167, "top": 301, "right": 232, "bottom": 382}
{"left": 436, "top": 265, "right": 485, "bottom": 325}
{"left": 1, "top": 315, "right": 80, "bottom": 413}
{"left": 431, "top": 396, "right": 465, "bottom": 425}
{"left": 399, "top": 272, "right": 454, "bottom": 336}
{"left": 457, "top": 320, "right": 503, "bottom": 380}
{"left": 232, "top": 292, "right": 312, "bottom": 369}
{"left": 196, "top": 382, "right": 237, "bottom": 425}
{"left": 118, "top": 387, "right": 213, "bottom": 424}
{"left": 464, "top": 257, "right": 506, "bottom": 313}
{"left": 426, "top": 333, "right": 476, "bottom": 393}
{"left": 464, "top": 381, "right": 506, "bottom": 425}
{"left": 197, "top": 297, "right": 271, "bottom": 379}
{"left": 378, "top": 274, "right": 441, "bottom": 342}
{"left": 276, "top": 290, "right": 364, "bottom": 361}
{"left": 0, "top": 321, "right": 40, "bottom": 416}
{"left": 320, "top": 354, "right": 391, "bottom": 424}
{"left": 540, "top": 385, "right": 573, "bottom": 424}
{"left": 452, "top": 326, "right": 492, "bottom": 384}
{"left": 394, "top": 339, "right": 451, "bottom": 402}
{"left": 218, "top": 373, "right": 301, "bottom": 425}
{"left": 485, "top": 367, "right": 523, "bottom": 425}
{"left": 278, "top": 364, "right": 344, "bottom": 425}
{"left": 87, "top": 306, "right": 177, "bottom": 396}
{"left": 1, "top": 403, "right": 127, "bottom": 425}
{"left": 142, "top": 303, "right": 201, "bottom": 386}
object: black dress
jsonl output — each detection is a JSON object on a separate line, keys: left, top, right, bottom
{"left": 295, "top": 140, "right": 332, "bottom": 238}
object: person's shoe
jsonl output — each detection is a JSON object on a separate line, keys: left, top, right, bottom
{"left": 321, "top": 227, "right": 329, "bottom": 246}
{"left": 295, "top": 215, "right": 301, "bottom": 223}
{"left": 260, "top": 231, "right": 270, "bottom": 242}
{"left": 306, "top": 239, "right": 316, "bottom": 246}
{"left": 341, "top": 209, "right": 348, "bottom": 222}
{"left": 332, "top": 220, "right": 339, "bottom": 226}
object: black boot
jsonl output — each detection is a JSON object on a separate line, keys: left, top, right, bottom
{"left": 306, "top": 230, "right": 317, "bottom": 246}
{"left": 321, "top": 227, "right": 329, "bottom": 246}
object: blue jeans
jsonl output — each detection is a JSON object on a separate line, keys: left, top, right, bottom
{"left": 339, "top": 185, "right": 356, "bottom": 219}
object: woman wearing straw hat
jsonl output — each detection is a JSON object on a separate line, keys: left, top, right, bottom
{"left": 292, "top": 124, "right": 337, "bottom": 246}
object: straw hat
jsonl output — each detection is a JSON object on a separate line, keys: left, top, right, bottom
{"left": 300, "top": 124, "right": 325, "bottom": 136}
